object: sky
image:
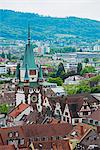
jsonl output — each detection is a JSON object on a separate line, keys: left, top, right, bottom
{"left": 0, "top": 0, "right": 100, "bottom": 20}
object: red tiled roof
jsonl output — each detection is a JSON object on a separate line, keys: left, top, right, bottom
{"left": 9, "top": 103, "right": 30, "bottom": 118}
{"left": 23, "top": 123, "right": 72, "bottom": 137}
{"left": 0, "top": 123, "right": 72, "bottom": 150}
{"left": 69, "top": 123, "right": 93, "bottom": 140}
{"left": 0, "top": 145, "right": 16, "bottom": 150}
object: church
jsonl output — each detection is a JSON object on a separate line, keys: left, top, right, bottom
{"left": 15, "top": 26, "right": 44, "bottom": 113}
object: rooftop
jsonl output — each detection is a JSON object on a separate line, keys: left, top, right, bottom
{"left": 9, "top": 103, "right": 30, "bottom": 118}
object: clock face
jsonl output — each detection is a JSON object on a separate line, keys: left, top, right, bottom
{"left": 30, "top": 94, "right": 37, "bottom": 102}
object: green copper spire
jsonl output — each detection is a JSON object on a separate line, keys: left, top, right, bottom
{"left": 22, "top": 25, "right": 37, "bottom": 70}
{"left": 28, "top": 24, "right": 30, "bottom": 45}
{"left": 24, "top": 64, "right": 29, "bottom": 81}
{"left": 38, "top": 65, "right": 43, "bottom": 81}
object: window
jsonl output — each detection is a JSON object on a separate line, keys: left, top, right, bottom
{"left": 8, "top": 132, "right": 13, "bottom": 138}
{"left": 30, "top": 70, "right": 36, "bottom": 75}
{"left": 95, "top": 121, "right": 98, "bottom": 125}
{"left": 75, "top": 119, "right": 79, "bottom": 123}
{"left": 83, "top": 111, "right": 88, "bottom": 116}
{"left": 15, "top": 131, "right": 19, "bottom": 137}
{"left": 56, "top": 136, "right": 60, "bottom": 140}
{"left": 63, "top": 116, "right": 66, "bottom": 121}
{"left": 90, "top": 120, "right": 93, "bottom": 124}
{"left": 8, "top": 139, "right": 13, "bottom": 144}
{"left": 65, "top": 112, "right": 68, "bottom": 116}
{"left": 20, "top": 138, "right": 24, "bottom": 145}
{"left": 41, "top": 137, "right": 46, "bottom": 141}
{"left": 67, "top": 117, "right": 69, "bottom": 123}
{"left": 84, "top": 106, "right": 87, "bottom": 109}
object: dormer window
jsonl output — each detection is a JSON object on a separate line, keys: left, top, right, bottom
{"left": 8, "top": 132, "right": 13, "bottom": 138}
{"left": 95, "top": 121, "right": 98, "bottom": 125}
{"left": 15, "top": 131, "right": 19, "bottom": 137}
{"left": 20, "top": 138, "right": 25, "bottom": 145}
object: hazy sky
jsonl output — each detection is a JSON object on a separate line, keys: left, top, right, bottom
{"left": 0, "top": 0, "right": 100, "bottom": 20}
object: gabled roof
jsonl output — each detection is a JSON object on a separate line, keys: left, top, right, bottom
{"left": 8, "top": 103, "right": 30, "bottom": 118}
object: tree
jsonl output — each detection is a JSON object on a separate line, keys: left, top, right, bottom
{"left": 84, "top": 58, "right": 89, "bottom": 64}
{"left": 48, "top": 77, "right": 63, "bottom": 86}
{"left": 1, "top": 51, "right": 5, "bottom": 58}
{"left": 93, "top": 58, "right": 98, "bottom": 67}
{"left": 77, "top": 63, "right": 82, "bottom": 74}
{"left": 56, "top": 62, "right": 66, "bottom": 81}
{"left": 7, "top": 68, "right": 11, "bottom": 76}
{"left": 80, "top": 66, "right": 95, "bottom": 75}
{"left": 0, "top": 104, "right": 9, "bottom": 114}
{"left": 7, "top": 52, "right": 11, "bottom": 60}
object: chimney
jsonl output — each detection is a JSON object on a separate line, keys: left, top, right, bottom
{"left": 52, "top": 143, "right": 57, "bottom": 150}
{"left": 80, "top": 125, "right": 84, "bottom": 136}
{"left": 57, "top": 143, "right": 63, "bottom": 150}
{"left": 64, "top": 139, "right": 71, "bottom": 150}
{"left": 97, "top": 126, "right": 100, "bottom": 134}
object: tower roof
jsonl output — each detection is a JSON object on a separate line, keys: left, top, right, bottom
{"left": 24, "top": 64, "right": 29, "bottom": 81}
{"left": 21, "top": 25, "right": 37, "bottom": 70}
{"left": 38, "top": 65, "right": 43, "bottom": 81}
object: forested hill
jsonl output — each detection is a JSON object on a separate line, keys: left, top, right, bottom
{"left": 0, "top": 9, "right": 100, "bottom": 40}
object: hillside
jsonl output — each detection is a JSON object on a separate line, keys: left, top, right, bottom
{"left": 0, "top": 9, "right": 100, "bottom": 41}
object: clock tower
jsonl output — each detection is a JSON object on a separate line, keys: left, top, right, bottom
{"left": 15, "top": 25, "right": 44, "bottom": 112}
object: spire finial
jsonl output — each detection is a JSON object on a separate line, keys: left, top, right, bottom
{"left": 28, "top": 23, "right": 30, "bottom": 45}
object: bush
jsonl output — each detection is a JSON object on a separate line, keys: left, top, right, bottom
{"left": 48, "top": 77, "right": 63, "bottom": 86}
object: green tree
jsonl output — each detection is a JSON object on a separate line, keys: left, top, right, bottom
{"left": 80, "top": 66, "right": 95, "bottom": 75}
{"left": 1, "top": 51, "right": 5, "bottom": 58}
{"left": 7, "top": 52, "right": 11, "bottom": 60}
{"left": 48, "top": 77, "right": 63, "bottom": 86}
{"left": 93, "top": 58, "right": 98, "bottom": 67}
{"left": 77, "top": 63, "right": 82, "bottom": 74}
{"left": 0, "top": 104, "right": 9, "bottom": 114}
{"left": 56, "top": 62, "right": 66, "bottom": 81}
{"left": 7, "top": 68, "right": 11, "bottom": 76}
{"left": 84, "top": 58, "right": 89, "bottom": 64}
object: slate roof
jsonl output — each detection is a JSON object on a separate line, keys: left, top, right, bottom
{"left": 87, "top": 108, "right": 100, "bottom": 121}
{"left": 79, "top": 128, "right": 100, "bottom": 149}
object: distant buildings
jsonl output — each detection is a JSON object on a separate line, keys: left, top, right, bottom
{"left": 93, "top": 44, "right": 100, "bottom": 51}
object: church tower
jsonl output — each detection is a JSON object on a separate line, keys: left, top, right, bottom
{"left": 15, "top": 25, "right": 44, "bottom": 111}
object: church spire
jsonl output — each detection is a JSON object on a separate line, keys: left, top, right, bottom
{"left": 21, "top": 25, "right": 37, "bottom": 70}
{"left": 28, "top": 23, "right": 30, "bottom": 45}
